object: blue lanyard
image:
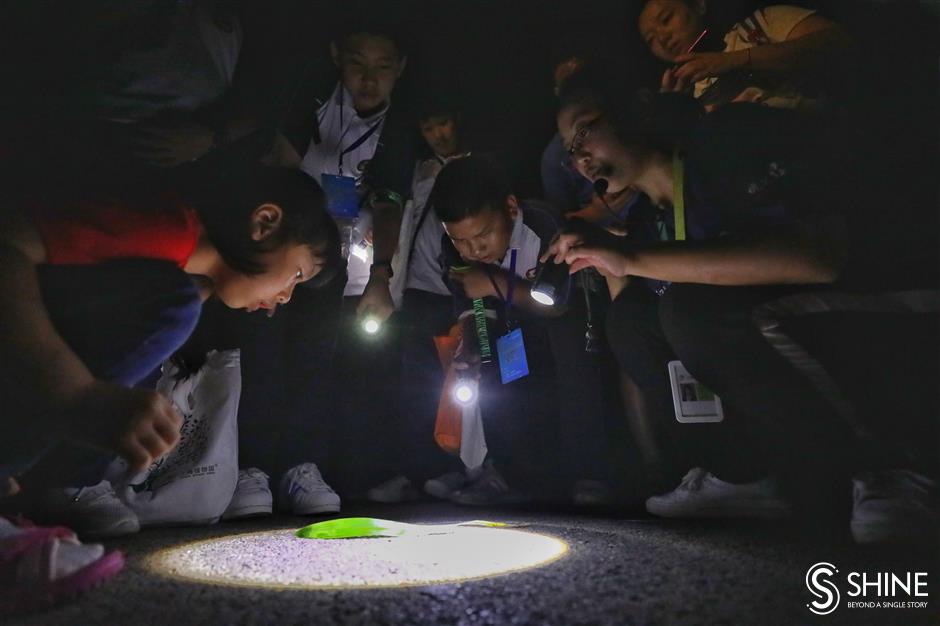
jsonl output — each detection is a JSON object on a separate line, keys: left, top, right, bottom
{"left": 486, "top": 248, "right": 517, "bottom": 324}
{"left": 336, "top": 89, "right": 385, "bottom": 176}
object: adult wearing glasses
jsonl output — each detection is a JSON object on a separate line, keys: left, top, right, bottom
{"left": 542, "top": 67, "right": 937, "bottom": 544}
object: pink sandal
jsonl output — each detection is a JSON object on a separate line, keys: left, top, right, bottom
{"left": 0, "top": 522, "right": 125, "bottom": 616}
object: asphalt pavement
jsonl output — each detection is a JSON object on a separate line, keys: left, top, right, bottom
{"left": 10, "top": 502, "right": 938, "bottom": 626}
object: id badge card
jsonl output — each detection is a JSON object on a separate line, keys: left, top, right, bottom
{"left": 321, "top": 173, "right": 360, "bottom": 219}
{"left": 496, "top": 328, "right": 529, "bottom": 384}
{"left": 667, "top": 360, "right": 724, "bottom": 423}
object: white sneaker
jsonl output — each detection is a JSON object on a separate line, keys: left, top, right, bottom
{"left": 645, "top": 468, "right": 791, "bottom": 519}
{"left": 222, "top": 468, "right": 273, "bottom": 520}
{"left": 278, "top": 463, "right": 340, "bottom": 515}
{"left": 31, "top": 481, "right": 140, "bottom": 538}
{"left": 851, "top": 470, "right": 938, "bottom": 544}
{"left": 366, "top": 475, "right": 421, "bottom": 504}
{"left": 424, "top": 471, "right": 471, "bottom": 500}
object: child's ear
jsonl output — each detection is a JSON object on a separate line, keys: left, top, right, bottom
{"left": 506, "top": 194, "right": 520, "bottom": 220}
{"left": 250, "top": 203, "right": 284, "bottom": 242}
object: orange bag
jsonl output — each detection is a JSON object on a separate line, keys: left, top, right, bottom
{"left": 432, "top": 324, "right": 463, "bottom": 455}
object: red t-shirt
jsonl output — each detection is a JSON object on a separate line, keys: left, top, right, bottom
{"left": 33, "top": 197, "right": 201, "bottom": 269}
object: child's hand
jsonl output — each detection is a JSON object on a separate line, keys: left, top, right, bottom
{"left": 448, "top": 267, "right": 495, "bottom": 299}
{"left": 660, "top": 66, "right": 693, "bottom": 94}
{"left": 672, "top": 50, "right": 748, "bottom": 84}
{"left": 66, "top": 381, "right": 183, "bottom": 473}
{"left": 452, "top": 337, "right": 482, "bottom": 381}
{"left": 356, "top": 275, "right": 395, "bottom": 324}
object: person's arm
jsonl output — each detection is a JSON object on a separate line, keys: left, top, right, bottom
{"left": 0, "top": 208, "right": 183, "bottom": 471}
{"left": 355, "top": 196, "right": 403, "bottom": 322}
{"left": 562, "top": 218, "right": 847, "bottom": 286}
{"left": 672, "top": 14, "right": 853, "bottom": 84}
{"left": 448, "top": 266, "right": 567, "bottom": 318}
{"left": 356, "top": 106, "right": 414, "bottom": 322}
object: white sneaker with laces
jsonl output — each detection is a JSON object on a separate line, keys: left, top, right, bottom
{"left": 851, "top": 470, "right": 938, "bottom": 544}
{"left": 424, "top": 471, "right": 471, "bottom": 500}
{"left": 32, "top": 480, "right": 140, "bottom": 538}
{"left": 278, "top": 463, "right": 340, "bottom": 515}
{"left": 366, "top": 475, "right": 420, "bottom": 504}
{"left": 645, "top": 468, "right": 791, "bottom": 519}
{"left": 222, "top": 468, "right": 273, "bottom": 520}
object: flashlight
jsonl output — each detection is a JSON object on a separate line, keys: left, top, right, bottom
{"left": 530, "top": 260, "right": 570, "bottom": 306}
{"left": 362, "top": 317, "right": 381, "bottom": 335}
{"left": 350, "top": 240, "right": 370, "bottom": 262}
{"left": 452, "top": 375, "right": 478, "bottom": 405}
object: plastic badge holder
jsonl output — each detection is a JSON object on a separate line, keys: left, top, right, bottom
{"left": 496, "top": 328, "right": 529, "bottom": 384}
{"left": 667, "top": 360, "right": 724, "bottom": 423}
{"left": 321, "top": 173, "right": 360, "bottom": 219}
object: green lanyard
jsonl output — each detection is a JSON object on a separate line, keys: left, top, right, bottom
{"left": 672, "top": 149, "right": 686, "bottom": 241}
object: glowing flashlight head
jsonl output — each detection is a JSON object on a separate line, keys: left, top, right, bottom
{"left": 350, "top": 241, "right": 370, "bottom": 262}
{"left": 453, "top": 379, "right": 478, "bottom": 404}
{"left": 529, "top": 287, "right": 556, "bottom": 306}
{"left": 530, "top": 260, "right": 568, "bottom": 306}
{"left": 362, "top": 318, "right": 381, "bottom": 335}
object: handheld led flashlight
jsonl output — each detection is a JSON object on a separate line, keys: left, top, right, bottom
{"left": 453, "top": 375, "right": 478, "bottom": 405}
{"left": 530, "top": 260, "right": 570, "bottom": 306}
{"left": 362, "top": 318, "right": 381, "bottom": 335}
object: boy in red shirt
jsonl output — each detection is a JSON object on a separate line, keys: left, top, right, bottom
{"left": 0, "top": 167, "right": 339, "bottom": 537}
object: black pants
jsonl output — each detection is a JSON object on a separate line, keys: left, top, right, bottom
{"left": 395, "top": 288, "right": 612, "bottom": 493}
{"left": 605, "top": 283, "right": 858, "bottom": 508}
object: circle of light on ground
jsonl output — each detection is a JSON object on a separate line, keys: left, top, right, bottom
{"left": 146, "top": 527, "right": 568, "bottom": 589}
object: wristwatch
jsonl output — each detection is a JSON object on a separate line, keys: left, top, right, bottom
{"left": 371, "top": 259, "right": 394, "bottom": 277}
{"left": 369, "top": 189, "right": 404, "bottom": 210}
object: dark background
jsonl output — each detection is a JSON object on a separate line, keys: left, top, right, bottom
{"left": 2, "top": 0, "right": 937, "bottom": 198}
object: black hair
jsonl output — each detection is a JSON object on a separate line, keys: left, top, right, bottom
{"left": 632, "top": 0, "right": 763, "bottom": 54}
{"left": 415, "top": 91, "right": 462, "bottom": 125}
{"left": 188, "top": 166, "right": 341, "bottom": 288}
{"left": 558, "top": 63, "right": 704, "bottom": 155}
{"left": 333, "top": 13, "right": 411, "bottom": 59}
{"left": 428, "top": 155, "right": 512, "bottom": 224}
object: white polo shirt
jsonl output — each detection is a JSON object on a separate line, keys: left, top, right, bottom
{"left": 300, "top": 82, "right": 388, "bottom": 296}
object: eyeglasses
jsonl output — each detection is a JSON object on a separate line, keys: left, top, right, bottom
{"left": 565, "top": 115, "right": 604, "bottom": 157}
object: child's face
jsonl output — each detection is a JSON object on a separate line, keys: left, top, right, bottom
{"left": 638, "top": 0, "right": 705, "bottom": 63}
{"left": 443, "top": 201, "right": 518, "bottom": 266}
{"left": 214, "top": 242, "right": 323, "bottom": 314}
{"left": 211, "top": 203, "right": 326, "bottom": 313}
{"left": 334, "top": 33, "right": 406, "bottom": 114}
{"left": 419, "top": 115, "right": 460, "bottom": 157}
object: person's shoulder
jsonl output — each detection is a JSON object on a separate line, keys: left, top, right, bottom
{"left": 756, "top": 5, "right": 818, "bottom": 23}
{"left": 749, "top": 5, "right": 818, "bottom": 39}
{"left": 541, "top": 134, "right": 565, "bottom": 163}
{"left": 520, "top": 200, "right": 562, "bottom": 241}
